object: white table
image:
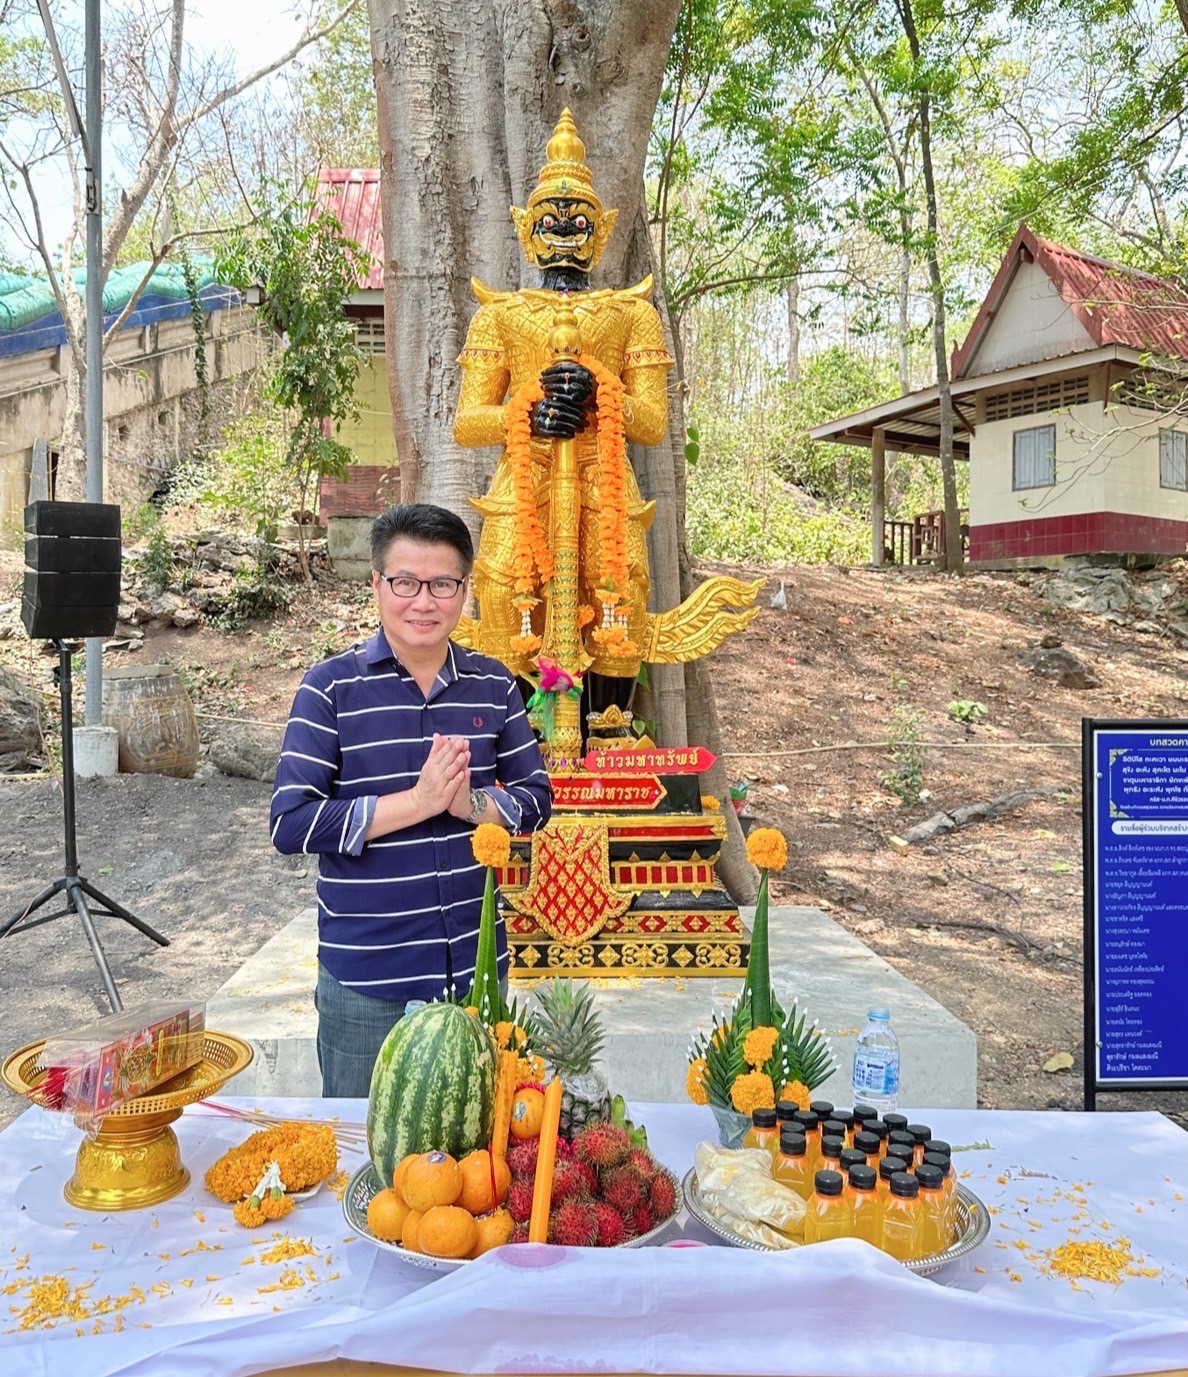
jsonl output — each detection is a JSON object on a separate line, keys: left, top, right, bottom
{"left": 2, "top": 1100, "right": 1188, "bottom": 1377}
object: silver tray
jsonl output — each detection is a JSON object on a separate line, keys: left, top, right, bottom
{"left": 682, "top": 1168, "right": 990, "bottom": 1277}
{"left": 344, "top": 1159, "right": 684, "bottom": 1272}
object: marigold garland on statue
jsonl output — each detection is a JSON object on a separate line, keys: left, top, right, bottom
{"left": 504, "top": 376, "right": 552, "bottom": 655}
{"left": 687, "top": 826, "right": 836, "bottom": 1121}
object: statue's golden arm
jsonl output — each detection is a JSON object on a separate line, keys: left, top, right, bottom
{"left": 454, "top": 356, "right": 512, "bottom": 449}
{"left": 620, "top": 362, "right": 670, "bottom": 448}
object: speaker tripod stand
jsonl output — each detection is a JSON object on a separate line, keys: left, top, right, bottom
{"left": 0, "top": 640, "right": 168, "bottom": 1011}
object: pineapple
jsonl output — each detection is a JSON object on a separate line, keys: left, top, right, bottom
{"left": 533, "top": 979, "right": 611, "bottom": 1136}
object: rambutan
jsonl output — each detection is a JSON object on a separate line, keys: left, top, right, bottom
{"left": 549, "top": 1199, "right": 598, "bottom": 1248}
{"left": 649, "top": 1171, "right": 677, "bottom": 1220}
{"left": 574, "top": 1121, "right": 631, "bottom": 1169}
{"left": 626, "top": 1147, "right": 657, "bottom": 1184}
{"left": 506, "top": 1138, "right": 539, "bottom": 1180}
{"left": 507, "top": 1178, "right": 535, "bottom": 1224}
{"left": 550, "top": 1162, "right": 592, "bottom": 1206}
{"left": 592, "top": 1200, "right": 629, "bottom": 1248}
{"left": 510, "top": 1223, "right": 531, "bottom": 1245}
{"left": 631, "top": 1201, "right": 656, "bottom": 1236}
{"left": 572, "top": 1158, "right": 599, "bottom": 1196}
{"left": 554, "top": 1136, "right": 575, "bottom": 1162}
{"left": 599, "top": 1165, "right": 644, "bottom": 1214}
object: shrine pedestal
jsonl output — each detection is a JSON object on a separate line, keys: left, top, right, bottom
{"left": 499, "top": 759, "right": 749, "bottom": 978}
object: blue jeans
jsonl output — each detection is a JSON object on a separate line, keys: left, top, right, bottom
{"left": 315, "top": 964, "right": 407, "bottom": 1099}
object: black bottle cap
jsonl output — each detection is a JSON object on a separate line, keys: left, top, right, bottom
{"left": 810, "top": 1100, "right": 835, "bottom": 1118}
{"left": 821, "top": 1119, "right": 847, "bottom": 1140}
{"left": 888, "top": 1130, "right": 915, "bottom": 1152}
{"left": 820, "top": 1135, "right": 845, "bottom": 1158}
{"left": 915, "top": 1163, "right": 944, "bottom": 1190}
{"left": 889, "top": 1171, "right": 920, "bottom": 1198}
{"left": 832, "top": 1110, "right": 855, "bottom": 1131}
{"left": 793, "top": 1110, "right": 819, "bottom": 1131}
{"left": 880, "top": 1155, "right": 909, "bottom": 1182}
{"left": 852, "top": 1105, "right": 879, "bottom": 1124}
{"left": 775, "top": 1100, "right": 800, "bottom": 1121}
{"left": 922, "top": 1151, "right": 951, "bottom": 1177}
{"left": 907, "top": 1123, "right": 933, "bottom": 1144}
{"left": 778, "top": 1129, "right": 807, "bottom": 1156}
{"left": 839, "top": 1148, "right": 867, "bottom": 1171}
{"left": 848, "top": 1163, "right": 877, "bottom": 1191}
{"left": 853, "top": 1131, "right": 881, "bottom": 1156}
{"left": 883, "top": 1113, "right": 909, "bottom": 1133}
{"left": 924, "top": 1139, "right": 951, "bottom": 1158}
{"left": 866, "top": 1119, "right": 889, "bottom": 1142}
{"left": 814, "top": 1169, "right": 844, "bottom": 1197}
{"left": 751, "top": 1108, "right": 778, "bottom": 1128}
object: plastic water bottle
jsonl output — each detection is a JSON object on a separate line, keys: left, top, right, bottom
{"left": 851, "top": 1008, "right": 900, "bottom": 1113}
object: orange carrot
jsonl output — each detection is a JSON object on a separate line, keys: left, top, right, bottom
{"left": 492, "top": 1049, "right": 518, "bottom": 1161}
{"left": 528, "top": 1076, "right": 563, "bottom": 1243}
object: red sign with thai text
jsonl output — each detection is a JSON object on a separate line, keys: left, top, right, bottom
{"left": 582, "top": 747, "right": 717, "bottom": 775}
{"left": 551, "top": 773, "right": 667, "bottom": 810}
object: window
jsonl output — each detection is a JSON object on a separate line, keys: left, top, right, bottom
{"left": 1013, "top": 424, "right": 1056, "bottom": 490}
{"left": 985, "top": 375, "right": 1090, "bottom": 422}
{"left": 1160, "top": 430, "right": 1188, "bottom": 491}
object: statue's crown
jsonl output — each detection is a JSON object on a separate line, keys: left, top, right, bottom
{"left": 527, "top": 108, "right": 603, "bottom": 215}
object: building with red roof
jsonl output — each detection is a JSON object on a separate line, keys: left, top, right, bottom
{"left": 811, "top": 225, "right": 1188, "bottom": 567}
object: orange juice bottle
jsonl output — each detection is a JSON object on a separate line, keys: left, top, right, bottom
{"left": 853, "top": 1105, "right": 878, "bottom": 1131}
{"left": 743, "top": 1107, "right": 779, "bottom": 1156}
{"left": 775, "top": 1098, "right": 800, "bottom": 1139}
{"left": 793, "top": 1110, "right": 822, "bottom": 1175}
{"left": 839, "top": 1147, "right": 867, "bottom": 1179}
{"left": 865, "top": 1119, "right": 889, "bottom": 1159}
{"left": 819, "top": 1134, "right": 844, "bottom": 1177}
{"left": 832, "top": 1109, "right": 855, "bottom": 1147}
{"left": 915, "top": 1162, "right": 948, "bottom": 1257}
{"left": 809, "top": 1098, "right": 834, "bottom": 1121}
{"left": 906, "top": 1123, "right": 932, "bottom": 1168}
{"left": 821, "top": 1120, "right": 847, "bottom": 1154}
{"left": 803, "top": 1169, "right": 850, "bottom": 1244}
{"left": 880, "top": 1172, "right": 924, "bottom": 1261}
{"left": 772, "top": 1129, "right": 812, "bottom": 1200}
{"left": 882, "top": 1113, "right": 909, "bottom": 1141}
{"left": 878, "top": 1154, "right": 909, "bottom": 1203}
{"left": 923, "top": 1151, "right": 956, "bottom": 1242}
{"left": 846, "top": 1163, "right": 881, "bottom": 1246}
{"left": 853, "top": 1129, "right": 880, "bottom": 1163}
{"left": 888, "top": 1129, "right": 915, "bottom": 1163}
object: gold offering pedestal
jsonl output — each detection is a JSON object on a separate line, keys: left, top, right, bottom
{"left": 2, "top": 1031, "right": 253, "bottom": 1211}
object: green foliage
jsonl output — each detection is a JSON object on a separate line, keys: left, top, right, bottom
{"left": 140, "top": 525, "right": 175, "bottom": 594}
{"left": 199, "top": 413, "right": 302, "bottom": 546}
{"left": 947, "top": 698, "right": 987, "bottom": 723}
{"left": 208, "top": 564, "right": 293, "bottom": 631}
{"left": 879, "top": 698, "right": 926, "bottom": 805}
{"left": 122, "top": 501, "right": 160, "bottom": 542}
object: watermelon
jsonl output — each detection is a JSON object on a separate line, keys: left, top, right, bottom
{"left": 366, "top": 1002, "right": 497, "bottom": 1187}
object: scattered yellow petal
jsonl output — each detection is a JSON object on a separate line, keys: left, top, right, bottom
{"left": 193, "top": 1211, "right": 206, "bottom": 1224}
{"left": 91, "top": 1242, "right": 106, "bottom": 1251}
{"left": 150, "top": 1283, "right": 170, "bottom": 1297}
{"left": 204, "top": 1274, "right": 222, "bottom": 1283}
{"left": 180, "top": 1279, "right": 193, "bottom": 1289}
{"left": 151, "top": 1219, "right": 159, "bottom": 1230}
{"left": 215, "top": 1296, "right": 234, "bottom": 1306}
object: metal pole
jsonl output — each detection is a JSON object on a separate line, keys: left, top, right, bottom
{"left": 83, "top": 0, "right": 103, "bottom": 724}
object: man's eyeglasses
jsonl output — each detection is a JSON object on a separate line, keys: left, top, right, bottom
{"left": 379, "top": 574, "right": 467, "bottom": 600}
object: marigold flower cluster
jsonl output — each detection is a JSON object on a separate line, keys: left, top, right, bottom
{"left": 516, "top": 1052, "right": 545, "bottom": 1083}
{"left": 471, "top": 822, "right": 511, "bottom": 869}
{"left": 777, "top": 1079, "right": 812, "bottom": 1111}
{"left": 746, "top": 827, "right": 788, "bottom": 873}
{"left": 492, "top": 1020, "right": 529, "bottom": 1051}
{"left": 203, "top": 1123, "right": 338, "bottom": 1203}
{"left": 743, "top": 1025, "right": 780, "bottom": 1070}
{"left": 730, "top": 1070, "right": 776, "bottom": 1116}
{"left": 686, "top": 1057, "right": 709, "bottom": 1106}
{"left": 504, "top": 376, "right": 552, "bottom": 652}
{"left": 232, "top": 1192, "right": 295, "bottom": 1228}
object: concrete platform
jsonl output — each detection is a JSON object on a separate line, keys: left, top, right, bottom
{"left": 208, "top": 907, "right": 976, "bottom": 1108}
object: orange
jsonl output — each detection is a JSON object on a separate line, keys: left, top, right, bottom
{"left": 400, "top": 1208, "right": 425, "bottom": 1253}
{"left": 470, "top": 1208, "right": 514, "bottom": 1257}
{"left": 459, "top": 1149, "right": 512, "bottom": 1215}
{"left": 403, "top": 1151, "right": 463, "bottom": 1211}
{"left": 418, "top": 1204, "right": 478, "bottom": 1260}
{"left": 393, "top": 1152, "right": 419, "bottom": 1202}
{"left": 510, "top": 1086, "right": 546, "bottom": 1140}
{"left": 366, "top": 1187, "right": 411, "bottom": 1242}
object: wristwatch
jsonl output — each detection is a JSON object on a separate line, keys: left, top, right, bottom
{"left": 466, "top": 787, "right": 487, "bottom": 824}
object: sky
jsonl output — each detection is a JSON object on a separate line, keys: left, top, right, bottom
{"left": 1, "top": 0, "right": 323, "bottom": 268}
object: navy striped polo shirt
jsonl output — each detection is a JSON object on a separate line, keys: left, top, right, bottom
{"left": 270, "top": 631, "right": 552, "bottom": 1000}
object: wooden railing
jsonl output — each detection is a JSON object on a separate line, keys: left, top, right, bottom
{"left": 883, "top": 509, "right": 969, "bottom": 565}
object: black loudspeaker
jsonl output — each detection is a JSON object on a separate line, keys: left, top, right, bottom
{"left": 22, "top": 500, "right": 121, "bottom": 639}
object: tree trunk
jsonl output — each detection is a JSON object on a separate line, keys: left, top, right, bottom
{"left": 368, "top": 0, "right": 681, "bottom": 536}
{"left": 786, "top": 274, "right": 800, "bottom": 386}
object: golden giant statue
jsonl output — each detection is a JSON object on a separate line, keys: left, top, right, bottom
{"left": 453, "top": 109, "right": 758, "bottom": 768}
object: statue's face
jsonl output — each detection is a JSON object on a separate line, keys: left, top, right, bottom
{"left": 527, "top": 197, "right": 599, "bottom": 271}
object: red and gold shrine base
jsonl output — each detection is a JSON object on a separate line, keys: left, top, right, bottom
{"left": 499, "top": 776, "right": 750, "bottom": 978}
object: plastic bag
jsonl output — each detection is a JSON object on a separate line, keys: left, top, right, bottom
{"left": 694, "top": 1139, "right": 806, "bottom": 1247}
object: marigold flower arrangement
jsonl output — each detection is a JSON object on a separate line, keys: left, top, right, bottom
{"left": 459, "top": 824, "right": 540, "bottom": 1055}
{"left": 687, "top": 827, "right": 835, "bottom": 1132}
{"left": 204, "top": 1122, "right": 338, "bottom": 1204}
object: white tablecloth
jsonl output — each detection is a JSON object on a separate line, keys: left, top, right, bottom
{"left": 2, "top": 1100, "right": 1188, "bottom": 1377}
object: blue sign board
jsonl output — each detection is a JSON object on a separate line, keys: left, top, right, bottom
{"left": 1084, "top": 719, "right": 1188, "bottom": 1106}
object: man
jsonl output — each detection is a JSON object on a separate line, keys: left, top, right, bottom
{"left": 271, "top": 504, "right": 552, "bottom": 1097}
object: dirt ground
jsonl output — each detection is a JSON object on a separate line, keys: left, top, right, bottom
{"left": 3, "top": 548, "right": 1188, "bottom": 1131}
